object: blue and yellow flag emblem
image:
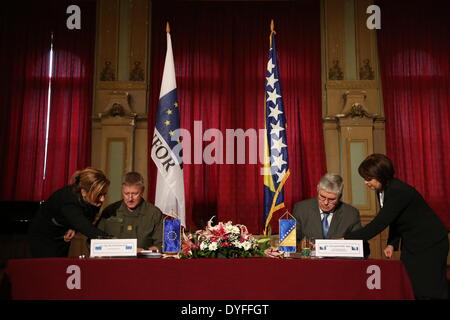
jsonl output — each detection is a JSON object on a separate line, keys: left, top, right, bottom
{"left": 279, "top": 219, "right": 296, "bottom": 252}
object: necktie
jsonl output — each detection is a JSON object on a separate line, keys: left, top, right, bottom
{"left": 322, "top": 212, "right": 330, "bottom": 238}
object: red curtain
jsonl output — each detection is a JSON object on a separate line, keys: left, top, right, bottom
{"left": 0, "top": 1, "right": 96, "bottom": 201}
{"left": 0, "top": 3, "right": 52, "bottom": 201}
{"left": 149, "top": 1, "right": 326, "bottom": 233}
{"left": 377, "top": 0, "right": 450, "bottom": 229}
{"left": 42, "top": 0, "right": 97, "bottom": 200}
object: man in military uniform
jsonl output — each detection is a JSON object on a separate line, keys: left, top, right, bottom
{"left": 97, "top": 172, "right": 163, "bottom": 252}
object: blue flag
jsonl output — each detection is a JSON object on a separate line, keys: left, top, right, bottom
{"left": 163, "top": 218, "right": 181, "bottom": 253}
{"left": 263, "top": 23, "right": 290, "bottom": 235}
{"left": 151, "top": 23, "right": 186, "bottom": 227}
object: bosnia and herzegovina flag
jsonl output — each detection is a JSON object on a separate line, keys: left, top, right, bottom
{"left": 151, "top": 23, "right": 186, "bottom": 228}
{"left": 263, "top": 21, "right": 290, "bottom": 235}
{"left": 279, "top": 219, "right": 296, "bottom": 252}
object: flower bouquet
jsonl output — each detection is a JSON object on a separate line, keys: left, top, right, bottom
{"left": 180, "top": 218, "right": 269, "bottom": 258}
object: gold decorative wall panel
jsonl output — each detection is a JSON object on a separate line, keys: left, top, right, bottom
{"left": 324, "top": 0, "right": 345, "bottom": 81}
{"left": 97, "top": 0, "right": 120, "bottom": 81}
{"left": 322, "top": 0, "right": 387, "bottom": 259}
{"left": 355, "top": 0, "right": 378, "bottom": 81}
{"left": 106, "top": 138, "right": 127, "bottom": 202}
{"left": 129, "top": 0, "right": 149, "bottom": 82}
{"left": 92, "top": 0, "right": 150, "bottom": 210}
{"left": 348, "top": 140, "right": 367, "bottom": 207}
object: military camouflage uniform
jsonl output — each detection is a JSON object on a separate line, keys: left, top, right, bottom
{"left": 97, "top": 200, "right": 163, "bottom": 250}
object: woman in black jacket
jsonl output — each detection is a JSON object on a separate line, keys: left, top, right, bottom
{"left": 29, "top": 168, "right": 112, "bottom": 257}
{"left": 345, "top": 154, "right": 448, "bottom": 299}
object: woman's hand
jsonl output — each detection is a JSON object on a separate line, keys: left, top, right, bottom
{"left": 383, "top": 245, "right": 394, "bottom": 259}
{"left": 63, "top": 229, "right": 76, "bottom": 242}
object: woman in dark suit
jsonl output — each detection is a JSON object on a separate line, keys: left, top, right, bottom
{"left": 29, "top": 167, "right": 112, "bottom": 257}
{"left": 344, "top": 154, "right": 448, "bottom": 299}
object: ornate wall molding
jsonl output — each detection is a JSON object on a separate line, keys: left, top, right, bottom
{"left": 336, "top": 90, "right": 379, "bottom": 120}
{"left": 359, "top": 59, "right": 375, "bottom": 80}
{"left": 129, "top": 61, "right": 145, "bottom": 81}
{"left": 96, "top": 81, "right": 146, "bottom": 90}
{"left": 328, "top": 59, "right": 344, "bottom": 80}
{"left": 97, "top": 91, "right": 137, "bottom": 121}
{"left": 326, "top": 80, "right": 377, "bottom": 89}
{"left": 100, "top": 61, "right": 116, "bottom": 81}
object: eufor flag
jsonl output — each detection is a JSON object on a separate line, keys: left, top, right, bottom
{"left": 151, "top": 23, "right": 186, "bottom": 227}
{"left": 163, "top": 218, "right": 181, "bottom": 253}
{"left": 263, "top": 21, "right": 290, "bottom": 235}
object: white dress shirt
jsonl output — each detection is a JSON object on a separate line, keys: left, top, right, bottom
{"left": 319, "top": 209, "right": 333, "bottom": 225}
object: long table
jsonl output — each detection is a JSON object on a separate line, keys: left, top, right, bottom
{"left": 5, "top": 257, "right": 414, "bottom": 300}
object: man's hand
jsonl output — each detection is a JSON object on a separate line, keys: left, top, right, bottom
{"left": 63, "top": 229, "right": 76, "bottom": 242}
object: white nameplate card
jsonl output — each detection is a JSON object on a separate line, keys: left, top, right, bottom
{"left": 90, "top": 239, "right": 137, "bottom": 257}
{"left": 315, "top": 239, "right": 364, "bottom": 258}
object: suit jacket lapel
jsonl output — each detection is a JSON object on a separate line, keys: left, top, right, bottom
{"left": 327, "top": 204, "right": 343, "bottom": 239}
{"left": 312, "top": 200, "right": 325, "bottom": 238}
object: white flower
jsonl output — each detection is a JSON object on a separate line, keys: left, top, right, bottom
{"left": 208, "top": 242, "right": 218, "bottom": 251}
{"left": 242, "top": 242, "right": 252, "bottom": 251}
{"left": 232, "top": 241, "right": 242, "bottom": 248}
{"left": 200, "top": 242, "right": 208, "bottom": 250}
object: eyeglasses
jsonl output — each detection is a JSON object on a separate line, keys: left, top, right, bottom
{"left": 123, "top": 191, "right": 140, "bottom": 199}
{"left": 318, "top": 193, "right": 338, "bottom": 203}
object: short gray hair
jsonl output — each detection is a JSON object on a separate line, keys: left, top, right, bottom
{"left": 122, "top": 171, "right": 145, "bottom": 187}
{"left": 317, "top": 173, "right": 343, "bottom": 197}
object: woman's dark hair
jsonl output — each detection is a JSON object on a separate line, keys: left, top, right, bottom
{"left": 358, "top": 154, "right": 395, "bottom": 188}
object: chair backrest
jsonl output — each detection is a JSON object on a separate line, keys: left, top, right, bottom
{"left": 0, "top": 201, "right": 41, "bottom": 234}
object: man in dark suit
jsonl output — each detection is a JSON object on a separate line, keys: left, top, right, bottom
{"left": 293, "top": 173, "right": 369, "bottom": 256}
